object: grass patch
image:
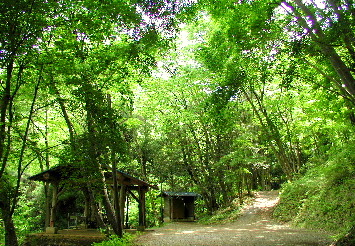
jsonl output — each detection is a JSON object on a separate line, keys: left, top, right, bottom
{"left": 198, "top": 195, "right": 254, "bottom": 225}
{"left": 91, "top": 232, "right": 139, "bottom": 246}
{"left": 273, "top": 146, "right": 355, "bottom": 240}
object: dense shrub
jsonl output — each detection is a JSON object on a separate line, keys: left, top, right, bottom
{"left": 274, "top": 144, "right": 355, "bottom": 238}
{"left": 92, "top": 233, "right": 135, "bottom": 246}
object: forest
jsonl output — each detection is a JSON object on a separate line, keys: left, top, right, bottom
{"left": 1, "top": 0, "right": 355, "bottom": 245}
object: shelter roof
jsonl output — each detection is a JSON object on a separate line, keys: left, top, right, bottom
{"left": 28, "top": 165, "right": 74, "bottom": 183}
{"left": 104, "top": 169, "right": 158, "bottom": 189}
{"left": 28, "top": 165, "right": 158, "bottom": 189}
{"left": 161, "top": 191, "right": 200, "bottom": 197}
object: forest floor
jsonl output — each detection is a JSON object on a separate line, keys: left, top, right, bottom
{"left": 133, "top": 190, "right": 334, "bottom": 246}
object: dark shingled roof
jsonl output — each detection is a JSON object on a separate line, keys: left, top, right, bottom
{"left": 161, "top": 191, "right": 200, "bottom": 197}
{"left": 28, "top": 165, "right": 158, "bottom": 189}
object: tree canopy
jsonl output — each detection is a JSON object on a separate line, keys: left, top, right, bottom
{"left": 1, "top": 0, "right": 355, "bottom": 245}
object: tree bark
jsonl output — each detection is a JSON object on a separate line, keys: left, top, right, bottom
{"left": 49, "top": 81, "right": 76, "bottom": 144}
{"left": 107, "top": 94, "right": 123, "bottom": 237}
{"left": 242, "top": 87, "right": 297, "bottom": 179}
{"left": 1, "top": 206, "right": 18, "bottom": 246}
{"left": 0, "top": 176, "right": 18, "bottom": 246}
{"left": 101, "top": 182, "right": 122, "bottom": 236}
{"left": 49, "top": 182, "right": 58, "bottom": 227}
{"left": 284, "top": 0, "right": 355, "bottom": 104}
{"left": 86, "top": 185, "right": 106, "bottom": 229}
{"left": 12, "top": 75, "right": 41, "bottom": 216}
{"left": 0, "top": 61, "right": 14, "bottom": 180}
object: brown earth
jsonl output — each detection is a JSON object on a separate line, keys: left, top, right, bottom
{"left": 22, "top": 229, "right": 106, "bottom": 246}
{"left": 134, "top": 191, "right": 334, "bottom": 246}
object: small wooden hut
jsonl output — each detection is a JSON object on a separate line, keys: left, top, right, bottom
{"left": 29, "top": 165, "right": 157, "bottom": 234}
{"left": 161, "top": 192, "right": 199, "bottom": 222}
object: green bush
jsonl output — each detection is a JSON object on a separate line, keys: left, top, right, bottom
{"left": 273, "top": 168, "right": 323, "bottom": 222}
{"left": 274, "top": 144, "right": 355, "bottom": 237}
{"left": 198, "top": 195, "right": 254, "bottom": 224}
{"left": 198, "top": 205, "right": 240, "bottom": 224}
{"left": 0, "top": 219, "right": 4, "bottom": 245}
{"left": 92, "top": 233, "right": 135, "bottom": 246}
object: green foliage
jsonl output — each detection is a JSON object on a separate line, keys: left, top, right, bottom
{"left": 13, "top": 190, "right": 43, "bottom": 244}
{"left": 274, "top": 142, "right": 355, "bottom": 236}
{"left": 198, "top": 195, "right": 254, "bottom": 224}
{"left": 92, "top": 233, "right": 136, "bottom": 246}
{"left": 2, "top": 0, "right": 355, "bottom": 244}
{"left": 198, "top": 204, "right": 242, "bottom": 225}
{"left": 0, "top": 220, "right": 4, "bottom": 245}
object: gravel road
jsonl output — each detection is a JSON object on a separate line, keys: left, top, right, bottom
{"left": 134, "top": 191, "right": 334, "bottom": 246}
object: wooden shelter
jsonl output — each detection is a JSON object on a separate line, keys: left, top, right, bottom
{"left": 161, "top": 192, "right": 199, "bottom": 222}
{"left": 29, "top": 165, "right": 158, "bottom": 233}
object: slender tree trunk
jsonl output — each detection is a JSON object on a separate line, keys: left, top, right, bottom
{"left": 0, "top": 176, "right": 18, "bottom": 246}
{"left": 44, "top": 183, "right": 51, "bottom": 228}
{"left": 101, "top": 181, "right": 122, "bottom": 235}
{"left": 11, "top": 74, "right": 41, "bottom": 216}
{"left": 107, "top": 94, "right": 123, "bottom": 237}
{"left": 0, "top": 61, "right": 13, "bottom": 180}
{"left": 49, "top": 182, "right": 58, "bottom": 227}
{"left": 0, "top": 65, "right": 39, "bottom": 246}
{"left": 1, "top": 206, "right": 18, "bottom": 246}
{"left": 284, "top": 0, "right": 355, "bottom": 104}
{"left": 85, "top": 90, "right": 123, "bottom": 237}
{"left": 242, "top": 87, "right": 297, "bottom": 179}
{"left": 86, "top": 185, "right": 106, "bottom": 229}
{"left": 49, "top": 81, "right": 76, "bottom": 144}
{"left": 44, "top": 104, "right": 51, "bottom": 228}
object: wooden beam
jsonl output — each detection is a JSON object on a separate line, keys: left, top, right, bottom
{"left": 170, "top": 197, "right": 173, "bottom": 221}
{"left": 128, "top": 190, "right": 139, "bottom": 203}
{"left": 138, "top": 187, "right": 146, "bottom": 229}
{"left": 49, "top": 182, "right": 59, "bottom": 228}
{"left": 125, "top": 186, "right": 149, "bottom": 191}
{"left": 111, "top": 185, "right": 149, "bottom": 191}
{"left": 119, "top": 184, "right": 126, "bottom": 229}
{"left": 44, "top": 182, "right": 51, "bottom": 229}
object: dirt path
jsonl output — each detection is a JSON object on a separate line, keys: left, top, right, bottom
{"left": 134, "top": 191, "right": 333, "bottom": 246}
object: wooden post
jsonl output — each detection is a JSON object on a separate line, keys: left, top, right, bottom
{"left": 50, "top": 182, "right": 58, "bottom": 227}
{"left": 138, "top": 187, "right": 146, "bottom": 230}
{"left": 170, "top": 197, "right": 174, "bottom": 221}
{"left": 119, "top": 184, "right": 126, "bottom": 230}
{"left": 108, "top": 94, "right": 123, "bottom": 237}
{"left": 46, "top": 182, "right": 59, "bottom": 234}
{"left": 111, "top": 164, "right": 123, "bottom": 237}
{"left": 44, "top": 182, "right": 51, "bottom": 229}
{"left": 84, "top": 193, "right": 90, "bottom": 228}
{"left": 125, "top": 196, "right": 129, "bottom": 229}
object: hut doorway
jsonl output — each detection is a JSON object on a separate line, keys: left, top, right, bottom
{"left": 161, "top": 192, "right": 199, "bottom": 222}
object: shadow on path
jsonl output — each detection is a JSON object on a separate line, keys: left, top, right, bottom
{"left": 134, "top": 191, "right": 333, "bottom": 246}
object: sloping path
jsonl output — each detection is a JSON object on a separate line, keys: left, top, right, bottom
{"left": 134, "top": 191, "right": 333, "bottom": 246}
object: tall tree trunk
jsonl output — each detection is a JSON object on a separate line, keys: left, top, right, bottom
{"left": 242, "top": 87, "right": 297, "bottom": 179}
{"left": 86, "top": 185, "right": 106, "bottom": 229}
{"left": 0, "top": 65, "right": 39, "bottom": 246}
{"left": 49, "top": 81, "right": 76, "bottom": 144}
{"left": 1, "top": 206, "right": 18, "bottom": 246}
{"left": 44, "top": 104, "right": 51, "bottom": 228}
{"left": 101, "top": 179, "right": 122, "bottom": 236}
{"left": 284, "top": 0, "right": 355, "bottom": 104}
{"left": 0, "top": 176, "right": 18, "bottom": 246}
{"left": 107, "top": 94, "right": 123, "bottom": 237}
{"left": 0, "top": 61, "right": 13, "bottom": 180}
{"left": 85, "top": 90, "right": 123, "bottom": 237}
{"left": 12, "top": 74, "right": 41, "bottom": 215}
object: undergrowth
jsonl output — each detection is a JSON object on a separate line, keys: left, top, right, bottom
{"left": 273, "top": 144, "right": 355, "bottom": 241}
{"left": 198, "top": 195, "right": 254, "bottom": 224}
{"left": 91, "top": 233, "right": 137, "bottom": 246}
